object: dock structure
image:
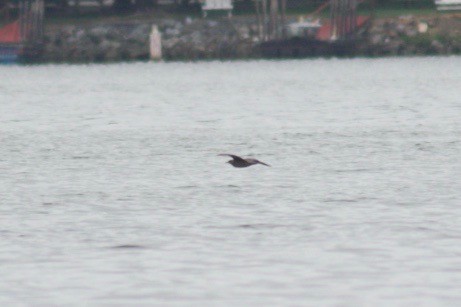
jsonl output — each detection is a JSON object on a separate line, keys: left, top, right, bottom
{"left": 254, "top": 0, "right": 287, "bottom": 41}
{"left": 330, "top": 0, "right": 358, "bottom": 40}
{"left": 255, "top": 0, "right": 371, "bottom": 42}
{"left": 0, "top": 0, "right": 44, "bottom": 63}
{"left": 259, "top": 0, "right": 374, "bottom": 57}
{"left": 316, "top": 0, "right": 372, "bottom": 42}
{"left": 19, "top": 0, "right": 44, "bottom": 45}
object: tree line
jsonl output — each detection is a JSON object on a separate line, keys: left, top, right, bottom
{"left": 2, "top": 0, "right": 436, "bottom": 17}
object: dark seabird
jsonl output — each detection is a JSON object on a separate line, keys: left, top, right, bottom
{"left": 218, "top": 154, "right": 271, "bottom": 168}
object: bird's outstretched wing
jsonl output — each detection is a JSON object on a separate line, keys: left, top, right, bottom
{"left": 257, "top": 160, "right": 271, "bottom": 167}
{"left": 218, "top": 154, "right": 246, "bottom": 163}
{"left": 245, "top": 158, "right": 271, "bottom": 167}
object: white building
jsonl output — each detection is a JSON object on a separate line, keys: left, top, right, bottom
{"left": 435, "top": 0, "right": 461, "bottom": 10}
{"left": 200, "top": 0, "right": 233, "bottom": 17}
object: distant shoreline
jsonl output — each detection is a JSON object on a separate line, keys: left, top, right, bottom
{"left": 39, "top": 11, "right": 461, "bottom": 63}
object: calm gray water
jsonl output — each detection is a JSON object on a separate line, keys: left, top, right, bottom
{"left": 1, "top": 57, "right": 460, "bottom": 306}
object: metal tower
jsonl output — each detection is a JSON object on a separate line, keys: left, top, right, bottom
{"left": 330, "top": 0, "right": 357, "bottom": 40}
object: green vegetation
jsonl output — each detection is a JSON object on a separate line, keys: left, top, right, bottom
{"left": 41, "top": 0, "right": 439, "bottom": 17}
{"left": 374, "top": 0, "right": 434, "bottom": 9}
{"left": 371, "top": 8, "right": 436, "bottom": 18}
{"left": 2, "top": 0, "right": 443, "bottom": 26}
{"left": 233, "top": 1, "right": 437, "bottom": 18}
{"left": 401, "top": 33, "right": 432, "bottom": 46}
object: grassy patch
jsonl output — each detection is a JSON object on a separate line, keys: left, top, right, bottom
{"left": 370, "top": 8, "right": 437, "bottom": 18}
{"left": 402, "top": 33, "right": 433, "bottom": 47}
{"left": 42, "top": 5, "right": 443, "bottom": 27}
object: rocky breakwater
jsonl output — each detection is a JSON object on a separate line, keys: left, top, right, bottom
{"left": 360, "top": 13, "right": 461, "bottom": 56}
{"left": 42, "top": 17, "right": 259, "bottom": 63}
{"left": 41, "top": 13, "right": 461, "bottom": 62}
{"left": 161, "top": 18, "right": 258, "bottom": 60}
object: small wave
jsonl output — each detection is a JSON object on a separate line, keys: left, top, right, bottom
{"left": 216, "top": 184, "right": 240, "bottom": 188}
{"left": 42, "top": 202, "right": 56, "bottom": 206}
{"left": 238, "top": 223, "right": 282, "bottom": 229}
{"left": 323, "top": 198, "right": 359, "bottom": 203}
{"left": 334, "top": 168, "right": 384, "bottom": 173}
{"left": 414, "top": 143, "right": 435, "bottom": 152}
{"left": 210, "top": 223, "right": 286, "bottom": 230}
{"left": 323, "top": 197, "right": 377, "bottom": 203}
{"left": 110, "top": 244, "right": 146, "bottom": 249}
{"left": 175, "top": 185, "right": 198, "bottom": 189}
{"left": 197, "top": 119, "right": 219, "bottom": 123}
{"left": 71, "top": 156, "right": 92, "bottom": 160}
{"left": 6, "top": 119, "right": 31, "bottom": 123}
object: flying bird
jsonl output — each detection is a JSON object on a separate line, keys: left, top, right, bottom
{"left": 218, "top": 154, "right": 270, "bottom": 168}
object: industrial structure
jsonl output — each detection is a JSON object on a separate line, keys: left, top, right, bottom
{"left": 258, "top": 0, "right": 374, "bottom": 57}
{"left": 0, "top": 0, "right": 44, "bottom": 63}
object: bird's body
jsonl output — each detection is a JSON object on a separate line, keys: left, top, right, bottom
{"left": 218, "top": 154, "right": 270, "bottom": 168}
